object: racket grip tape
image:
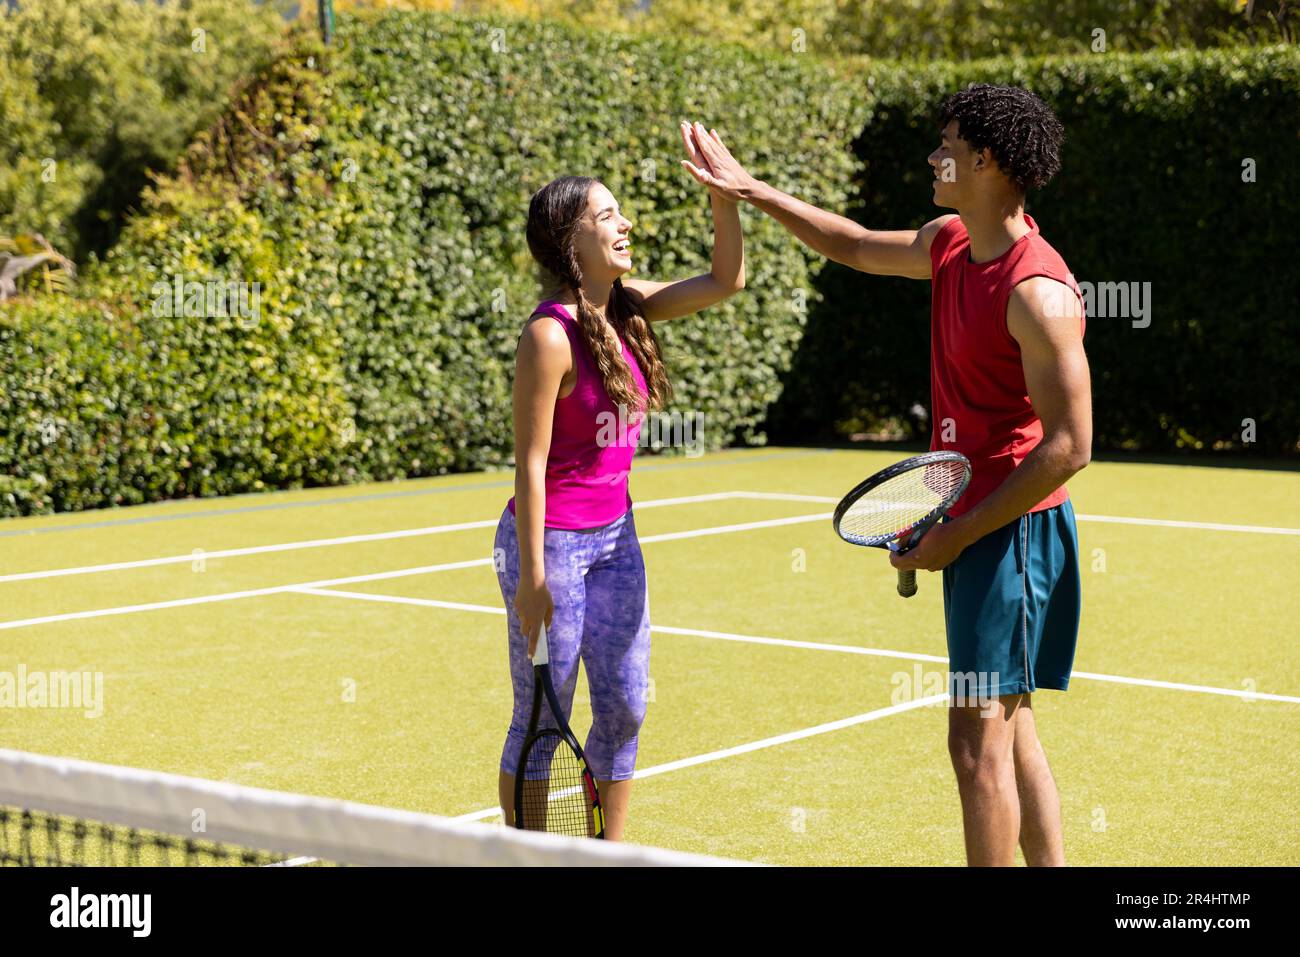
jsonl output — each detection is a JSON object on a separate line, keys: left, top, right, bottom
{"left": 533, "top": 621, "right": 550, "bottom": 665}
{"left": 896, "top": 568, "right": 917, "bottom": 598}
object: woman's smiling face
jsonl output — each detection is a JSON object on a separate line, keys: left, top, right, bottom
{"left": 572, "top": 182, "right": 634, "bottom": 284}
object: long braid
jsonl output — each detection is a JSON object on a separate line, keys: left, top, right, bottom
{"left": 609, "top": 278, "right": 672, "bottom": 410}
{"left": 565, "top": 254, "right": 638, "bottom": 413}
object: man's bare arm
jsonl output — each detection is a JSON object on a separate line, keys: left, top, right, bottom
{"left": 745, "top": 183, "right": 953, "bottom": 279}
{"left": 680, "top": 121, "right": 953, "bottom": 279}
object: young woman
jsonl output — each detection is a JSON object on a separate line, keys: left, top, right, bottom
{"left": 496, "top": 122, "right": 744, "bottom": 841}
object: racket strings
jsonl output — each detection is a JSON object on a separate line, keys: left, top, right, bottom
{"left": 838, "top": 461, "right": 969, "bottom": 543}
{"left": 517, "top": 730, "right": 597, "bottom": 838}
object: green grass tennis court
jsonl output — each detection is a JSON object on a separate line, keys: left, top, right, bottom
{"left": 1, "top": 447, "right": 1297, "bottom": 866}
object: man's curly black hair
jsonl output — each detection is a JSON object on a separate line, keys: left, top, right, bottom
{"left": 938, "top": 84, "right": 1064, "bottom": 194}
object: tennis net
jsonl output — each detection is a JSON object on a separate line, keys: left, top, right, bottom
{"left": 0, "top": 749, "right": 742, "bottom": 867}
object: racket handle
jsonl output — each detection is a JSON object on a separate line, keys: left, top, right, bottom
{"left": 897, "top": 569, "right": 917, "bottom": 598}
{"left": 533, "top": 621, "right": 550, "bottom": 665}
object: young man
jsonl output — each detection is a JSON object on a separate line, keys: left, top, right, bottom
{"left": 680, "top": 86, "right": 1091, "bottom": 867}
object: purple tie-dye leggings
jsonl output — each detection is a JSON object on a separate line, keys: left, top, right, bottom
{"left": 494, "top": 505, "right": 651, "bottom": 781}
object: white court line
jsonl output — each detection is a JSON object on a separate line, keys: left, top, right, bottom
{"left": 640, "top": 512, "right": 830, "bottom": 544}
{"left": 1071, "top": 514, "right": 1300, "bottom": 536}
{"left": 0, "top": 558, "right": 492, "bottom": 632}
{"left": 730, "top": 491, "right": 841, "bottom": 504}
{"left": 452, "top": 694, "right": 949, "bottom": 822}
{"left": 734, "top": 491, "right": 1300, "bottom": 536}
{"left": 636, "top": 625, "right": 950, "bottom": 664}
{"left": 0, "top": 491, "right": 748, "bottom": 584}
{"left": 1067, "top": 670, "right": 1300, "bottom": 703}
{"left": 294, "top": 588, "right": 951, "bottom": 664}
{"left": 5, "top": 490, "right": 1298, "bottom": 632}
{"left": 7, "top": 488, "right": 1293, "bottom": 588}
{"left": 294, "top": 587, "right": 1300, "bottom": 704}
{"left": 0, "top": 519, "right": 500, "bottom": 584}
{"left": 630, "top": 492, "right": 746, "bottom": 509}
{"left": 0, "top": 506, "right": 834, "bottom": 631}
{"left": 293, "top": 587, "right": 503, "bottom": 616}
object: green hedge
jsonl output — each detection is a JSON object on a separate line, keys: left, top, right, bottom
{"left": 344, "top": 0, "right": 1298, "bottom": 61}
{"left": 5, "top": 13, "right": 1295, "bottom": 519}
{"left": 769, "top": 45, "right": 1300, "bottom": 456}
{"left": 0, "top": 0, "right": 284, "bottom": 260}
{"left": 1, "top": 296, "right": 155, "bottom": 515}
{"left": 1, "top": 10, "right": 863, "bottom": 516}
{"left": 320, "top": 12, "right": 863, "bottom": 475}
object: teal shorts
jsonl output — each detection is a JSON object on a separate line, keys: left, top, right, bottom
{"left": 941, "top": 499, "right": 1081, "bottom": 701}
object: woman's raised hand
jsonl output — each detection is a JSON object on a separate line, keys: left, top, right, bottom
{"left": 679, "top": 120, "right": 755, "bottom": 203}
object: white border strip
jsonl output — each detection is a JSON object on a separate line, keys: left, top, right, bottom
{"left": 0, "top": 749, "right": 744, "bottom": 867}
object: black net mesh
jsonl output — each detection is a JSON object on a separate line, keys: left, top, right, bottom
{"left": 516, "top": 730, "right": 598, "bottom": 838}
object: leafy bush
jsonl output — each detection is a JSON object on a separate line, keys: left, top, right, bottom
{"left": 0, "top": 0, "right": 285, "bottom": 259}
{"left": 1, "top": 10, "right": 864, "bottom": 515}
{"left": 5, "top": 11, "right": 1293, "bottom": 520}
{"left": 338, "top": 0, "right": 1299, "bottom": 60}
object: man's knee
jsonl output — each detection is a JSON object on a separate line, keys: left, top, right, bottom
{"left": 948, "top": 701, "right": 1018, "bottom": 787}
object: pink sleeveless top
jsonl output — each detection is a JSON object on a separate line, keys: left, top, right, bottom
{"left": 507, "top": 299, "right": 648, "bottom": 530}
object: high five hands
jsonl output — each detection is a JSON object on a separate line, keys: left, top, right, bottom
{"left": 679, "top": 120, "right": 757, "bottom": 203}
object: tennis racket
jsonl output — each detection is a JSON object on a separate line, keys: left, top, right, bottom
{"left": 832, "top": 451, "right": 971, "bottom": 598}
{"left": 513, "top": 622, "right": 605, "bottom": 838}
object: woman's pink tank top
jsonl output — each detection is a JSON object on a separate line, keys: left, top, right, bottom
{"left": 507, "top": 299, "right": 648, "bottom": 529}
